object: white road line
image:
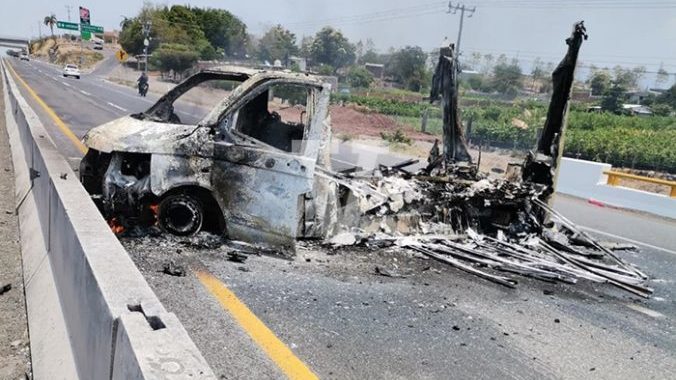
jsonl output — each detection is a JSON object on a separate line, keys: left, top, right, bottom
{"left": 107, "top": 102, "right": 128, "bottom": 112}
{"left": 79, "top": 90, "right": 91, "bottom": 96}
{"left": 625, "top": 303, "right": 664, "bottom": 318}
{"left": 60, "top": 81, "right": 72, "bottom": 87}
{"left": 579, "top": 225, "right": 676, "bottom": 256}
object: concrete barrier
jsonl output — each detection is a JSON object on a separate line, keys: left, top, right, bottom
{"left": 557, "top": 157, "right": 675, "bottom": 219}
{"left": 1, "top": 59, "right": 216, "bottom": 379}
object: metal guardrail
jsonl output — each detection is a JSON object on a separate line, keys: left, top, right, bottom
{"left": 604, "top": 170, "right": 676, "bottom": 198}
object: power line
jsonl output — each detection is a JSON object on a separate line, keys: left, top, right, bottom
{"left": 65, "top": 5, "right": 74, "bottom": 22}
{"left": 461, "top": 47, "right": 676, "bottom": 68}
{"left": 470, "top": 0, "right": 676, "bottom": 9}
{"left": 286, "top": 2, "right": 447, "bottom": 29}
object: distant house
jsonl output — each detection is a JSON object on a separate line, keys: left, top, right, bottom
{"left": 623, "top": 104, "right": 653, "bottom": 116}
{"left": 459, "top": 69, "right": 480, "bottom": 78}
{"left": 626, "top": 90, "right": 662, "bottom": 105}
{"left": 364, "top": 63, "right": 384, "bottom": 79}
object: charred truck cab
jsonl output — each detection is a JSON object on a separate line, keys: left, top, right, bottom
{"left": 80, "top": 67, "right": 334, "bottom": 248}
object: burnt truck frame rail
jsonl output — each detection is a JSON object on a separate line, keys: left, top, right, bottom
{"left": 81, "top": 67, "right": 333, "bottom": 248}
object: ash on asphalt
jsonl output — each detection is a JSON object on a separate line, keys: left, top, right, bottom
{"left": 122, "top": 233, "right": 676, "bottom": 380}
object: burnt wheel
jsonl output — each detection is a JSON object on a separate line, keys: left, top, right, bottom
{"left": 158, "top": 194, "right": 203, "bottom": 236}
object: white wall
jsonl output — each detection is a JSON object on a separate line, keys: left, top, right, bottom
{"left": 557, "top": 157, "right": 675, "bottom": 219}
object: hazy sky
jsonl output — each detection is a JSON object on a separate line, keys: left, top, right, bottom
{"left": 3, "top": 0, "right": 676, "bottom": 82}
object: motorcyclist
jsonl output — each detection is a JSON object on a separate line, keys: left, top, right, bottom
{"left": 137, "top": 72, "right": 148, "bottom": 96}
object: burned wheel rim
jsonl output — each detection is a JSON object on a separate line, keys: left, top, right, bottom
{"left": 158, "top": 194, "right": 203, "bottom": 236}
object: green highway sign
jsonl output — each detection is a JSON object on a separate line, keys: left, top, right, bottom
{"left": 56, "top": 21, "right": 79, "bottom": 31}
{"left": 81, "top": 24, "right": 104, "bottom": 33}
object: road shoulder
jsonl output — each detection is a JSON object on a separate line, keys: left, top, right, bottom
{"left": 0, "top": 73, "right": 32, "bottom": 379}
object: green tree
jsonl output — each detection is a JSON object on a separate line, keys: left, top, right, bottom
{"left": 357, "top": 38, "right": 381, "bottom": 64}
{"left": 385, "top": 46, "right": 428, "bottom": 91}
{"left": 257, "top": 25, "right": 298, "bottom": 64}
{"left": 119, "top": 19, "right": 145, "bottom": 55}
{"left": 150, "top": 43, "right": 199, "bottom": 75}
{"left": 316, "top": 64, "right": 335, "bottom": 76}
{"left": 492, "top": 62, "right": 522, "bottom": 96}
{"left": 309, "top": 27, "right": 356, "bottom": 71}
{"left": 347, "top": 66, "right": 374, "bottom": 88}
{"left": 601, "top": 84, "right": 627, "bottom": 114}
{"left": 651, "top": 104, "right": 672, "bottom": 116}
{"left": 654, "top": 83, "right": 676, "bottom": 109}
{"left": 43, "top": 14, "right": 57, "bottom": 40}
{"left": 613, "top": 65, "right": 645, "bottom": 90}
{"left": 299, "top": 35, "right": 313, "bottom": 58}
{"left": 656, "top": 63, "right": 669, "bottom": 88}
{"left": 191, "top": 7, "right": 248, "bottom": 57}
{"left": 530, "top": 57, "right": 546, "bottom": 91}
{"left": 469, "top": 52, "right": 482, "bottom": 70}
{"left": 481, "top": 53, "right": 494, "bottom": 74}
{"left": 589, "top": 70, "right": 612, "bottom": 96}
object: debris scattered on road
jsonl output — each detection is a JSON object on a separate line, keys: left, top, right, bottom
{"left": 227, "top": 251, "right": 248, "bottom": 263}
{"left": 161, "top": 261, "right": 186, "bottom": 277}
{"left": 600, "top": 242, "right": 638, "bottom": 251}
{"left": 0, "top": 283, "right": 11, "bottom": 295}
{"left": 373, "top": 266, "right": 408, "bottom": 278}
{"left": 319, "top": 22, "right": 650, "bottom": 298}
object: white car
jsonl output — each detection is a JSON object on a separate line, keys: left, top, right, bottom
{"left": 19, "top": 53, "right": 29, "bottom": 61}
{"left": 63, "top": 64, "right": 81, "bottom": 79}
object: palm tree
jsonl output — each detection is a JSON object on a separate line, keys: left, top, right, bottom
{"left": 43, "top": 14, "right": 57, "bottom": 40}
{"left": 119, "top": 16, "right": 133, "bottom": 30}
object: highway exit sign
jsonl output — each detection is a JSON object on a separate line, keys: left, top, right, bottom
{"left": 81, "top": 24, "right": 104, "bottom": 34}
{"left": 56, "top": 21, "right": 79, "bottom": 31}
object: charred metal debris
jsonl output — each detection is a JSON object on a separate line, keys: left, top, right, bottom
{"left": 80, "top": 22, "right": 651, "bottom": 297}
{"left": 325, "top": 21, "right": 650, "bottom": 298}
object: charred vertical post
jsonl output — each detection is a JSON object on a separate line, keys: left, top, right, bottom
{"left": 537, "top": 21, "right": 588, "bottom": 158}
{"left": 430, "top": 44, "right": 472, "bottom": 164}
{"left": 524, "top": 21, "right": 587, "bottom": 194}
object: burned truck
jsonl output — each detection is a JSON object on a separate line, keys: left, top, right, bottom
{"left": 81, "top": 22, "right": 653, "bottom": 297}
{"left": 81, "top": 67, "right": 338, "bottom": 247}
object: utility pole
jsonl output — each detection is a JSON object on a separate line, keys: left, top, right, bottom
{"left": 447, "top": 2, "right": 476, "bottom": 72}
{"left": 65, "top": 5, "right": 73, "bottom": 21}
{"left": 142, "top": 20, "right": 152, "bottom": 73}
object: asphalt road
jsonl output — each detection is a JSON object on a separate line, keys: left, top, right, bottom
{"left": 5, "top": 56, "right": 676, "bottom": 379}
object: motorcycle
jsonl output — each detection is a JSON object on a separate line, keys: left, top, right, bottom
{"left": 138, "top": 82, "right": 149, "bottom": 97}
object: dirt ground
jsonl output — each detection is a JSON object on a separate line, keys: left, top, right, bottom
{"left": 330, "top": 104, "right": 435, "bottom": 142}
{"left": 30, "top": 37, "right": 103, "bottom": 68}
{"left": 0, "top": 78, "right": 32, "bottom": 379}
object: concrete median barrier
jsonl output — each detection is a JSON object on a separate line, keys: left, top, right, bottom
{"left": 1, "top": 59, "right": 215, "bottom": 379}
{"left": 557, "top": 157, "right": 675, "bottom": 219}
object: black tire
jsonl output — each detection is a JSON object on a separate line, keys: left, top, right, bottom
{"left": 76, "top": 76, "right": 80, "bottom": 79}
{"left": 158, "top": 193, "right": 204, "bottom": 236}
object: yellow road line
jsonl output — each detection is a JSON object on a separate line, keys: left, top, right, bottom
{"left": 195, "top": 270, "right": 318, "bottom": 380}
{"left": 5, "top": 61, "right": 87, "bottom": 154}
